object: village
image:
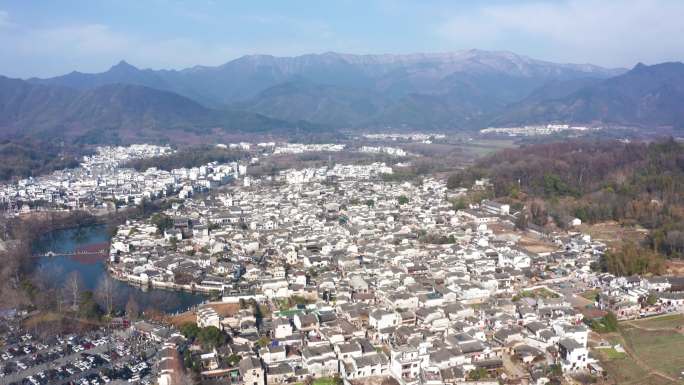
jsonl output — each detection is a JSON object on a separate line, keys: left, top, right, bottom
{"left": 479, "top": 125, "right": 599, "bottom": 137}
{"left": 2, "top": 143, "right": 684, "bottom": 385}
{"left": 99, "top": 148, "right": 684, "bottom": 385}
{"left": 0, "top": 144, "right": 246, "bottom": 214}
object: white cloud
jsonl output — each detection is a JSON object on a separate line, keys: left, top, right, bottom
{"left": 435, "top": 0, "right": 684, "bottom": 67}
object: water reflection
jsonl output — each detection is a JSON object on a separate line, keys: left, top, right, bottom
{"left": 34, "top": 225, "right": 206, "bottom": 314}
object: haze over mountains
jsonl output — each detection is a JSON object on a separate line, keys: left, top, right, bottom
{"left": 1, "top": 49, "right": 683, "bottom": 143}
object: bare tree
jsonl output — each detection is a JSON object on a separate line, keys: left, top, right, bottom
{"left": 95, "top": 275, "right": 115, "bottom": 316}
{"left": 33, "top": 264, "right": 64, "bottom": 290}
{"left": 64, "top": 271, "right": 82, "bottom": 311}
{"left": 0, "top": 241, "right": 30, "bottom": 308}
{"left": 56, "top": 286, "right": 65, "bottom": 313}
{"left": 126, "top": 295, "right": 140, "bottom": 320}
{"left": 31, "top": 264, "right": 64, "bottom": 310}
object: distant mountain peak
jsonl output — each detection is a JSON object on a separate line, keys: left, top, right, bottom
{"left": 110, "top": 60, "right": 138, "bottom": 72}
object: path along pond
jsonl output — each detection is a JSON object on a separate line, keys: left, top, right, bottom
{"left": 33, "top": 224, "right": 206, "bottom": 314}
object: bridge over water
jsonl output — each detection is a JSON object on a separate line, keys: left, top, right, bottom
{"left": 34, "top": 241, "right": 109, "bottom": 258}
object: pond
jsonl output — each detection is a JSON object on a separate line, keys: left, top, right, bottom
{"left": 34, "top": 224, "right": 207, "bottom": 314}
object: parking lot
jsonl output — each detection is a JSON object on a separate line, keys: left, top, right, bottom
{"left": 0, "top": 321, "right": 160, "bottom": 385}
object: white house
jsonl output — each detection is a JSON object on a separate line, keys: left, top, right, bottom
{"left": 369, "top": 310, "right": 400, "bottom": 330}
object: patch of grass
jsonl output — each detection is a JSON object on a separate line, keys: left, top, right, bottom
{"left": 596, "top": 331, "right": 682, "bottom": 385}
{"left": 580, "top": 289, "right": 599, "bottom": 301}
{"left": 600, "top": 347, "right": 627, "bottom": 360}
{"left": 513, "top": 287, "right": 560, "bottom": 301}
{"left": 599, "top": 354, "right": 651, "bottom": 385}
{"left": 313, "top": 377, "right": 337, "bottom": 385}
{"left": 622, "top": 325, "right": 684, "bottom": 380}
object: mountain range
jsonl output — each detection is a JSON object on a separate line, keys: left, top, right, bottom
{"left": 0, "top": 50, "right": 682, "bottom": 143}
{"left": 0, "top": 76, "right": 313, "bottom": 144}
{"left": 492, "top": 62, "right": 684, "bottom": 128}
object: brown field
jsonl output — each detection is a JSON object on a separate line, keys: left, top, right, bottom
{"left": 400, "top": 138, "right": 516, "bottom": 158}
{"left": 577, "top": 221, "right": 649, "bottom": 248}
{"left": 517, "top": 235, "right": 558, "bottom": 254}
{"left": 22, "top": 312, "right": 66, "bottom": 329}
{"left": 168, "top": 311, "right": 196, "bottom": 328}
{"left": 168, "top": 302, "right": 240, "bottom": 328}
{"left": 666, "top": 260, "right": 684, "bottom": 276}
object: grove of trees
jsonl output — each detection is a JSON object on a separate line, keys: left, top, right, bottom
{"left": 125, "top": 145, "right": 248, "bottom": 172}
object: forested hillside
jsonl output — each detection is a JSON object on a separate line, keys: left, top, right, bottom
{"left": 0, "top": 140, "right": 83, "bottom": 181}
{"left": 448, "top": 138, "right": 684, "bottom": 275}
{"left": 0, "top": 76, "right": 311, "bottom": 145}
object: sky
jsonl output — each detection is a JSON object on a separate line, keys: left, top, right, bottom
{"left": 0, "top": 0, "right": 682, "bottom": 78}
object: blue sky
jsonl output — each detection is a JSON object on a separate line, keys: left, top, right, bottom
{"left": 0, "top": 0, "right": 682, "bottom": 78}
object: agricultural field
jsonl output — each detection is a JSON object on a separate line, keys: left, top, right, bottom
{"left": 517, "top": 234, "right": 559, "bottom": 254}
{"left": 577, "top": 221, "right": 649, "bottom": 248}
{"left": 621, "top": 323, "right": 684, "bottom": 380}
{"left": 597, "top": 315, "right": 684, "bottom": 384}
{"left": 596, "top": 352, "right": 651, "bottom": 385}
{"left": 453, "top": 138, "right": 518, "bottom": 159}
